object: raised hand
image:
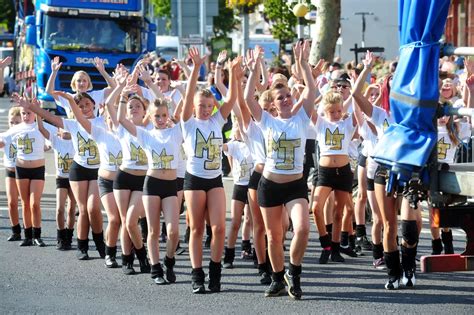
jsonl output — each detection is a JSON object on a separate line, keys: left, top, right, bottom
{"left": 293, "top": 41, "right": 303, "bottom": 63}
{"left": 231, "top": 56, "right": 244, "bottom": 80}
{"left": 137, "top": 65, "right": 152, "bottom": 83}
{"left": 94, "top": 57, "right": 106, "bottom": 72}
{"left": 0, "top": 56, "right": 12, "bottom": 68}
{"left": 13, "top": 93, "right": 32, "bottom": 110}
{"left": 53, "top": 90, "right": 74, "bottom": 102}
{"left": 188, "top": 47, "right": 206, "bottom": 66}
{"left": 301, "top": 40, "right": 311, "bottom": 62}
{"left": 362, "top": 50, "right": 374, "bottom": 68}
{"left": 122, "top": 83, "right": 140, "bottom": 95}
{"left": 51, "top": 56, "right": 62, "bottom": 72}
{"left": 217, "top": 50, "right": 228, "bottom": 65}
{"left": 311, "top": 58, "right": 325, "bottom": 78}
{"left": 254, "top": 45, "right": 264, "bottom": 60}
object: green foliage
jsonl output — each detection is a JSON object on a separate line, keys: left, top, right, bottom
{"left": 151, "top": 0, "right": 172, "bottom": 31}
{"left": 262, "top": 0, "right": 297, "bottom": 50}
{"left": 213, "top": 0, "right": 239, "bottom": 37}
{"left": 0, "top": 0, "right": 15, "bottom": 33}
{"left": 226, "top": 0, "right": 262, "bottom": 11}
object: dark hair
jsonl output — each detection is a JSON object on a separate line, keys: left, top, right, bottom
{"left": 157, "top": 68, "right": 171, "bottom": 80}
{"left": 331, "top": 62, "right": 342, "bottom": 69}
{"left": 74, "top": 92, "right": 95, "bottom": 105}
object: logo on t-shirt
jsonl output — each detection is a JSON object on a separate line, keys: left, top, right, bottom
{"left": 267, "top": 131, "right": 301, "bottom": 170}
{"left": 437, "top": 137, "right": 451, "bottom": 160}
{"left": 78, "top": 133, "right": 100, "bottom": 165}
{"left": 383, "top": 119, "right": 390, "bottom": 133}
{"left": 325, "top": 127, "right": 344, "bottom": 150}
{"left": 9, "top": 143, "right": 17, "bottom": 160}
{"left": 239, "top": 159, "right": 254, "bottom": 180}
{"left": 152, "top": 148, "right": 174, "bottom": 169}
{"left": 58, "top": 153, "right": 73, "bottom": 173}
{"left": 130, "top": 143, "right": 147, "bottom": 166}
{"left": 195, "top": 129, "right": 222, "bottom": 170}
{"left": 17, "top": 134, "right": 35, "bottom": 154}
{"left": 108, "top": 151, "right": 123, "bottom": 167}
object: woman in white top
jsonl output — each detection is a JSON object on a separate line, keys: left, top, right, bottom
{"left": 0, "top": 107, "right": 22, "bottom": 242}
{"left": 181, "top": 47, "right": 238, "bottom": 294}
{"left": 244, "top": 41, "right": 316, "bottom": 300}
{"left": 46, "top": 56, "right": 115, "bottom": 116}
{"left": 119, "top": 96, "right": 183, "bottom": 285}
{"left": 107, "top": 78, "right": 151, "bottom": 275}
{"left": 20, "top": 92, "right": 105, "bottom": 260}
{"left": 2, "top": 96, "right": 47, "bottom": 247}
{"left": 38, "top": 120, "right": 76, "bottom": 251}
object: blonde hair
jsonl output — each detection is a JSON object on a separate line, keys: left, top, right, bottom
{"left": 322, "top": 90, "right": 343, "bottom": 112}
{"left": 70, "top": 71, "right": 93, "bottom": 92}
{"left": 128, "top": 95, "right": 149, "bottom": 112}
{"left": 148, "top": 98, "right": 169, "bottom": 115}
{"left": 258, "top": 90, "right": 273, "bottom": 106}
{"left": 270, "top": 73, "right": 288, "bottom": 88}
{"left": 8, "top": 106, "right": 21, "bottom": 118}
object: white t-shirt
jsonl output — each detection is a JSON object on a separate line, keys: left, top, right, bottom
{"left": 90, "top": 124, "right": 123, "bottom": 172}
{"left": 182, "top": 111, "right": 225, "bottom": 179}
{"left": 1, "top": 122, "right": 45, "bottom": 161}
{"left": 63, "top": 118, "right": 100, "bottom": 168}
{"left": 368, "top": 106, "right": 394, "bottom": 139}
{"left": 315, "top": 114, "right": 356, "bottom": 157}
{"left": 258, "top": 108, "right": 309, "bottom": 175}
{"left": 141, "top": 87, "right": 183, "bottom": 114}
{"left": 135, "top": 123, "right": 183, "bottom": 170}
{"left": 43, "top": 123, "right": 75, "bottom": 178}
{"left": 0, "top": 130, "right": 17, "bottom": 168}
{"left": 177, "top": 145, "right": 186, "bottom": 178}
{"left": 242, "top": 119, "right": 266, "bottom": 165}
{"left": 116, "top": 124, "right": 150, "bottom": 170}
{"left": 57, "top": 89, "right": 105, "bottom": 117}
{"left": 437, "top": 122, "right": 471, "bottom": 163}
{"left": 358, "top": 120, "right": 378, "bottom": 157}
{"left": 224, "top": 140, "right": 254, "bottom": 185}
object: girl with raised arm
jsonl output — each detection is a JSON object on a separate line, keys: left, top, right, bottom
{"left": 244, "top": 41, "right": 316, "bottom": 300}
{"left": 181, "top": 47, "right": 238, "bottom": 294}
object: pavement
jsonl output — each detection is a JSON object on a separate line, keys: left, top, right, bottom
{"left": 0, "top": 98, "right": 473, "bottom": 314}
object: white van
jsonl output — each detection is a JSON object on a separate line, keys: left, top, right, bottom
{"left": 156, "top": 36, "right": 181, "bottom": 61}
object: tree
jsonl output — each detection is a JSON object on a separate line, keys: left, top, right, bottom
{"left": 151, "top": 0, "right": 172, "bottom": 32}
{"left": 263, "top": 0, "right": 297, "bottom": 52}
{"left": 213, "top": 0, "right": 239, "bottom": 38}
{"left": 0, "top": 0, "right": 15, "bottom": 33}
{"left": 309, "top": 0, "right": 341, "bottom": 64}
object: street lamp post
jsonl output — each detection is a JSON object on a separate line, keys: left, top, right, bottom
{"left": 354, "top": 12, "right": 373, "bottom": 48}
{"left": 293, "top": 3, "right": 309, "bottom": 40}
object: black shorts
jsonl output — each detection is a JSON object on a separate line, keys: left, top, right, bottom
{"left": 316, "top": 164, "right": 353, "bottom": 193}
{"left": 98, "top": 176, "right": 114, "bottom": 198}
{"left": 358, "top": 154, "right": 367, "bottom": 167}
{"left": 232, "top": 184, "right": 249, "bottom": 204}
{"left": 69, "top": 161, "right": 98, "bottom": 182}
{"left": 374, "top": 166, "right": 404, "bottom": 194}
{"left": 5, "top": 169, "right": 15, "bottom": 179}
{"left": 177, "top": 177, "right": 184, "bottom": 191}
{"left": 15, "top": 165, "right": 45, "bottom": 180}
{"left": 113, "top": 169, "right": 145, "bottom": 192}
{"left": 367, "top": 178, "right": 375, "bottom": 192}
{"left": 56, "top": 177, "right": 70, "bottom": 190}
{"left": 183, "top": 172, "right": 223, "bottom": 192}
{"left": 248, "top": 170, "right": 262, "bottom": 191}
{"left": 143, "top": 176, "right": 177, "bottom": 199}
{"left": 257, "top": 176, "right": 308, "bottom": 208}
{"left": 312, "top": 167, "right": 319, "bottom": 187}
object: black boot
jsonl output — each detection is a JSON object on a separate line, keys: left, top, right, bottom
{"left": 241, "top": 240, "right": 252, "bottom": 260}
{"left": 32, "top": 227, "right": 46, "bottom": 247}
{"left": 164, "top": 256, "right": 176, "bottom": 283}
{"left": 64, "top": 228, "right": 73, "bottom": 250}
{"left": 191, "top": 267, "right": 205, "bottom": 294}
{"left": 384, "top": 251, "right": 401, "bottom": 290}
{"left": 285, "top": 263, "right": 302, "bottom": 300}
{"left": 7, "top": 224, "right": 21, "bottom": 241}
{"left": 223, "top": 247, "right": 235, "bottom": 269}
{"left": 205, "top": 225, "right": 212, "bottom": 248}
{"left": 122, "top": 253, "right": 135, "bottom": 275}
{"left": 258, "top": 262, "right": 272, "bottom": 285}
{"left": 92, "top": 232, "right": 106, "bottom": 258}
{"left": 265, "top": 269, "right": 286, "bottom": 297}
{"left": 135, "top": 246, "right": 150, "bottom": 273}
{"left": 318, "top": 234, "right": 331, "bottom": 264}
{"left": 442, "top": 230, "right": 454, "bottom": 254}
{"left": 56, "top": 229, "right": 66, "bottom": 250}
{"left": 372, "top": 243, "right": 385, "bottom": 269}
{"left": 401, "top": 245, "right": 417, "bottom": 287}
{"left": 20, "top": 227, "right": 33, "bottom": 246}
{"left": 105, "top": 246, "right": 118, "bottom": 268}
{"left": 208, "top": 259, "right": 222, "bottom": 293}
{"left": 139, "top": 218, "right": 148, "bottom": 243}
{"left": 151, "top": 263, "right": 167, "bottom": 285}
{"left": 340, "top": 232, "right": 357, "bottom": 257}
{"left": 431, "top": 238, "right": 443, "bottom": 255}
{"left": 76, "top": 239, "right": 89, "bottom": 260}
{"left": 331, "top": 242, "right": 345, "bottom": 262}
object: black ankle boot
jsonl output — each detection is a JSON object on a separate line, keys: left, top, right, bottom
{"left": 151, "top": 263, "right": 167, "bottom": 285}
{"left": 105, "top": 246, "right": 118, "bottom": 268}
{"left": 319, "top": 234, "right": 331, "bottom": 264}
{"left": 56, "top": 229, "right": 66, "bottom": 250}
{"left": 241, "top": 240, "right": 252, "bottom": 259}
{"left": 431, "top": 238, "right": 443, "bottom": 255}
{"left": 331, "top": 242, "right": 345, "bottom": 262}
{"left": 223, "top": 247, "right": 235, "bottom": 269}
{"left": 122, "top": 254, "right": 135, "bottom": 275}
{"left": 64, "top": 228, "right": 73, "bottom": 250}
{"left": 32, "top": 227, "right": 46, "bottom": 247}
{"left": 208, "top": 260, "right": 222, "bottom": 293}
{"left": 8, "top": 224, "right": 21, "bottom": 241}
{"left": 384, "top": 251, "right": 401, "bottom": 290}
{"left": 401, "top": 245, "right": 417, "bottom": 287}
{"left": 76, "top": 239, "right": 89, "bottom": 260}
{"left": 135, "top": 246, "right": 150, "bottom": 273}
{"left": 164, "top": 256, "right": 176, "bottom": 283}
{"left": 191, "top": 268, "right": 205, "bottom": 294}
{"left": 442, "top": 230, "right": 454, "bottom": 254}
{"left": 285, "top": 263, "right": 302, "bottom": 300}
{"left": 92, "top": 232, "right": 106, "bottom": 258}
{"left": 20, "top": 227, "right": 33, "bottom": 246}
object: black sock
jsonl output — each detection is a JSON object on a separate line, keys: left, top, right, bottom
{"left": 319, "top": 234, "right": 331, "bottom": 249}
{"left": 288, "top": 262, "right": 301, "bottom": 276}
{"left": 32, "top": 227, "right": 41, "bottom": 239}
{"left": 325, "top": 223, "right": 333, "bottom": 233}
{"left": 373, "top": 243, "right": 383, "bottom": 260}
{"left": 341, "top": 232, "right": 349, "bottom": 247}
{"left": 164, "top": 255, "right": 175, "bottom": 268}
{"left": 242, "top": 240, "right": 251, "bottom": 251}
{"left": 384, "top": 250, "right": 401, "bottom": 278}
{"left": 271, "top": 269, "right": 285, "bottom": 282}
{"left": 12, "top": 224, "right": 21, "bottom": 235}
{"left": 356, "top": 224, "right": 366, "bottom": 237}
{"left": 24, "top": 227, "right": 32, "bottom": 239}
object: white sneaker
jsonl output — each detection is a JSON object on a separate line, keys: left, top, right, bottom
{"left": 401, "top": 269, "right": 416, "bottom": 287}
{"left": 385, "top": 276, "right": 400, "bottom": 290}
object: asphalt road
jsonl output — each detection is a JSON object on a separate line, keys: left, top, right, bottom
{"left": 0, "top": 97, "right": 473, "bottom": 314}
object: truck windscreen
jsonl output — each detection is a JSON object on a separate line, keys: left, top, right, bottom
{"left": 44, "top": 15, "right": 140, "bottom": 54}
